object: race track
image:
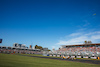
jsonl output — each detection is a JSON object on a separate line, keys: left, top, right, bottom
{"left": 18, "top": 54, "right": 100, "bottom": 64}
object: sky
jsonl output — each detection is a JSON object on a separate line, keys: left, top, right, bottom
{"left": 0, "top": 0, "right": 100, "bottom": 50}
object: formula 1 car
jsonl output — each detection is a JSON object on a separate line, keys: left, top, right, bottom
{"left": 61, "top": 56, "right": 76, "bottom": 60}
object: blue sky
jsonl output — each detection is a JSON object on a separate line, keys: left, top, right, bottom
{"left": 0, "top": 0, "right": 100, "bottom": 50}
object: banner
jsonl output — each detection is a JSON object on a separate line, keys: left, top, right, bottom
{"left": 0, "top": 39, "right": 2, "bottom": 43}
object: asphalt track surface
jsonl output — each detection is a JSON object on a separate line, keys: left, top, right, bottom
{"left": 18, "top": 54, "right": 100, "bottom": 65}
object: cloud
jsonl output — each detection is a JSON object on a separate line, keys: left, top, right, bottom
{"left": 57, "top": 36, "right": 88, "bottom": 45}
{"left": 85, "top": 31, "right": 100, "bottom": 35}
{"left": 51, "top": 45, "right": 60, "bottom": 50}
{"left": 56, "top": 31, "right": 100, "bottom": 45}
{"left": 91, "top": 35, "right": 100, "bottom": 40}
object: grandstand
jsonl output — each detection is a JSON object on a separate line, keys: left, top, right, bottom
{"left": 48, "top": 43, "right": 100, "bottom": 59}
{"left": 0, "top": 43, "right": 43, "bottom": 54}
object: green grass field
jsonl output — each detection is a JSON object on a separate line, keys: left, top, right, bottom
{"left": 16, "top": 54, "right": 61, "bottom": 58}
{"left": 0, "top": 53, "right": 100, "bottom": 67}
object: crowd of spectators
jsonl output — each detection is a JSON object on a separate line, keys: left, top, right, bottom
{"left": 51, "top": 46, "right": 100, "bottom": 57}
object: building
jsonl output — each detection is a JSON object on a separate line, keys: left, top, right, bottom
{"left": 13, "top": 43, "right": 26, "bottom": 48}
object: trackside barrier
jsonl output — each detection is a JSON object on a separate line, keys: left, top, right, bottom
{"left": 49, "top": 55, "right": 52, "bottom": 56}
{"left": 83, "top": 56, "right": 88, "bottom": 58}
{"left": 57, "top": 55, "right": 60, "bottom": 57}
{"left": 53, "top": 55, "right": 56, "bottom": 57}
{"left": 47, "top": 54, "right": 100, "bottom": 59}
{"left": 71, "top": 56, "right": 75, "bottom": 58}
{"left": 77, "top": 56, "right": 81, "bottom": 58}
{"left": 91, "top": 57, "right": 97, "bottom": 59}
{"left": 43, "top": 54, "right": 47, "bottom": 56}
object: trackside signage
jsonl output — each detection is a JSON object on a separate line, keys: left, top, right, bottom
{"left": 91, "top": 57, "right": 97, "bottom": 59}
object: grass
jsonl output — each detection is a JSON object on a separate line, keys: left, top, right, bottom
{"left": 0, "top": 53, "right": 100, "bottom": 67}
{"left": 16, "top": 53, "right": 61, "bottom": 58}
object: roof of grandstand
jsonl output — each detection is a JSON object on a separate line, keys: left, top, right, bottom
{"left": 61, "top": 43, "right": 100, "bottom": 47}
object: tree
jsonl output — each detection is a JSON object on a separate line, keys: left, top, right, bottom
{"left": 84, "top": 41, "right": 92, "bottom": 44}
{"left": 35, "top": 45, "right": 38, "bottom": 49}
{"left": 35, "top": 45, "right": 43, "bottom": 50}
{"left": 34, "top": 45, "right": 51, "bottom": 51}
{"left": 84, "top": 41, "right": 87, "bottom": 44}
{"left": 88, "top": 41, "right": 92, "bottom": 43}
